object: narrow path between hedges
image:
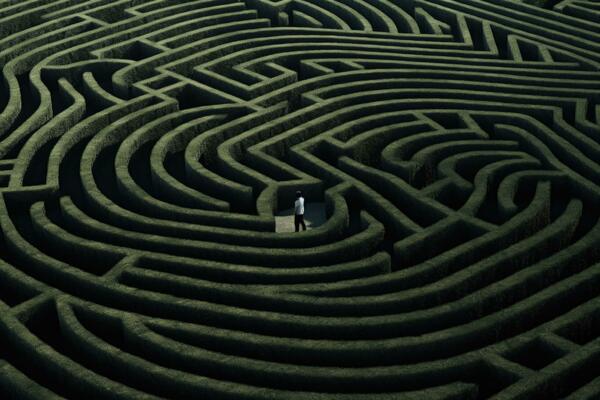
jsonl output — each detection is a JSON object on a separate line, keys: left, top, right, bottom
{"left": 275, "top": 202, "right": 327, "bottom": 233}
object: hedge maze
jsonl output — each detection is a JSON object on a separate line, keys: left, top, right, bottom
{"left": 0, "top": 0, "right": 599, "bottom": 398}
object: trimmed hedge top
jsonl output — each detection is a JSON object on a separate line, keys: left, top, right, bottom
{"left": 0, "top": 0, "right": 599, "bottom": 399}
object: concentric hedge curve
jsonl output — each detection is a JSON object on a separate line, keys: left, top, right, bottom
{"left": 0, "top": 0, "right": 599, "bottom": 399}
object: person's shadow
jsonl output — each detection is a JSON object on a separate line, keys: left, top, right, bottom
{"left": 275, "top": 202, "right": 327, "bottom": 233}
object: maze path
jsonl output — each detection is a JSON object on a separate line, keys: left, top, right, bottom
{"left": 0, "top": 0, "right": 599, "bottom": 399}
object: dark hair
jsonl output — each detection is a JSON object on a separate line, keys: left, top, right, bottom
{"left": 296, "top": 190, "right": 302, "bottom": 197}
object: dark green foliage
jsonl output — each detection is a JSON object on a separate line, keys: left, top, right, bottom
{"left": 0, "top": 0, "right": 599, "bottom": 398}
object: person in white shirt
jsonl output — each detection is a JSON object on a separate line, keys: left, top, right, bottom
{"left": 294, "top": 190, "right": 306, "bottom": 232}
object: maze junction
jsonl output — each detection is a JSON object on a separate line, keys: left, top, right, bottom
{"left": 0, "top": 0, "right": 599, "bottom": 399}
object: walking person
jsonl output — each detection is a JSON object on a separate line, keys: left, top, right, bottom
{"left": 294, "top": 190, "right": 306, "bottom": 232}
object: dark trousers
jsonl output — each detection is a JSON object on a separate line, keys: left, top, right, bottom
{"left": 294, "top": 214, "right": 306, "bottom": 232}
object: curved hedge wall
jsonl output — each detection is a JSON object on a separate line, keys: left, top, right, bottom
{"left": 0, "top": 0, "right": 599, "bottom": 399}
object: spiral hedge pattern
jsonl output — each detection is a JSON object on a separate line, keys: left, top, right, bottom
{"left": 0, "top": 0, "right": 599, "bottom": 399}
